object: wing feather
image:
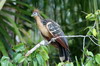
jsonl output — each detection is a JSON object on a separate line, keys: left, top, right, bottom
{"left": 46, "top": 21, "right": 69, "bottom": 49}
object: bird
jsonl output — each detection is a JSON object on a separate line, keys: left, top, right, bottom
{"left": 31, "top": 9, "right": 71, "bottom": 62}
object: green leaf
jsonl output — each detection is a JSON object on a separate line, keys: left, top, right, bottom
{"left": 95, "top": 10, "right": 100, "bottom": 15}
{"left": 0, "top": 41, "right": 8, "bottom": 56}
{"left": 39, "top": 51, "right": 49, "bottom": 61}
{"left": 41, "top": 46, "right": 48, "bottom": 53}
{"left": 33, "top": 58, "right": 38, "bottom": 66}
{"left": 2, "top": 10, "right": 33, "bottom": 23}
{"left": 39, "top": 47, "right": 49, "bottom": 61}
{"left": 12, "top": 1, "right": 34, "bottom": 9}
{"left": 0, "top": 25, "right": 14, "bottom": 45}
{"left": 36, "top": 54, "right": 44, "bottom": 66}
{"left": 13, "top": 43, "right": 25, "bottom": 52}
{"left": 13, "top": 53, "right": 22, "bottom": 63}
{"left": 95, "top": 54, "right": 100, "bottom": 64}
{"left": 85, "top": 60, "right": 93, "bottom": 66}
{"left": 1, "top": 13, "right": 25, "bottom": 43}
{"left": 85, "top": 57, "right": 95, "bottom": 66}
{"left": 18, "top": 56, "right": 26, "bottom": 63}
{"left": 0, "top": 56, "right": 13, "bottom": 66}
{"left": 57, "top": 62, "right": 64, "bottom": 66}
{"left": 86, "top": 13, "right": 96, "bottom": 21}
{"left": 92, "top": 28, "right": 97, "bottom": 37}
{"left": 86, "top": 50, "right": 94, "bottom": 57}
{"left": 75, "top": 56, "right": 80, "bottom": 66}
{"left": 65, "top": 62, "right": 74, "bottom": 66}
{"left": 7, "top": 5, "right": 31, "bottom": 16}
{"left": 23, "top": 60, "right": 28, "bottom": 66}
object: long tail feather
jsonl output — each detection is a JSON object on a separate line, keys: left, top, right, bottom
{"left": 64, "top": 48, "right": 71, "bottom": 62}
{"left": 59, "top": 46, "right": 71, "bottom": 62}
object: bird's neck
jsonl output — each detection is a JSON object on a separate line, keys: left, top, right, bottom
{"left": 35, "top": 16, "right": 45, "bottom": 30}
{"left": 38, "top": 14, "right": 44, "bottom": 21}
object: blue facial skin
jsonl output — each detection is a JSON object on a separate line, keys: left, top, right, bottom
{"left": 31, "top": 12, "right": 38, "bottom": 17}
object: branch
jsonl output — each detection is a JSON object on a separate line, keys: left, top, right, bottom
{"left": 25, "top": 35, "right": 100, "bottom": 57}
{"left": 89, "top": 36, "right": 100, "bottom": 46}
{"left": 55, "top": 35, "right": 90, "bottom": 39}
{"left": 25, "top": 40, "right": 47, "bottom": 56}
{"left": 25, "top": 40, "right": 53, "bottom": 56}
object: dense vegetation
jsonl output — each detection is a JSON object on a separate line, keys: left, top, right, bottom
{"left": 0, "top": 0, "right": 100, "bottom": 66}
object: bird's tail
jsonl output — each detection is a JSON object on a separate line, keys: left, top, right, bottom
{"left": 59, "top": 46, "right": 71, "bottom": 62}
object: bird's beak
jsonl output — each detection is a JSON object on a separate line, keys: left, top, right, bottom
{"left": 31, "top": 12, "right": 34, "bottom": 17}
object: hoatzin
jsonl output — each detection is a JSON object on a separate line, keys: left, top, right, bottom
{"left": 31, "top": 9, "right": 71, "bottom": 62}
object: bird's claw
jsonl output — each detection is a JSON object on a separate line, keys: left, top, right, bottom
{"left": 40, "top": 38, "right": 56, "bottom": 46}
{"left": 40, "top": 40, "right": 49, "bottom": 46}
{"left": 51, "top": 38, "right": 56, "bottom": 42}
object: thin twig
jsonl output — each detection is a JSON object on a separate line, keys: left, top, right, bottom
{"left": 92, "top": 36, "right": 100, "bottom": 41}
{"left": 83, "top": 37, "right": 86, "bottom": 50}
{"left": 81, "top": 11, "right": 88, "bottom": 14}
{"left": 89, "top": 36, "right": 100, "bottom": 46}
{"left": 55, "top": 35, "right": 90, "bottom": 39}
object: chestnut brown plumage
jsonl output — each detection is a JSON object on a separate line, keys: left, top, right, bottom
{"left": 31, "top": 9, "right": 71, "bottom": 62}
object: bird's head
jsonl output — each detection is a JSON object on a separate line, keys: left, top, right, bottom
{"left": 31, "top": 9, "right": 40, "bottom": 18}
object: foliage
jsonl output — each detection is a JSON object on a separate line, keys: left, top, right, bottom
{"left": 0, "top": 0, "right": 100, "bottom": 66}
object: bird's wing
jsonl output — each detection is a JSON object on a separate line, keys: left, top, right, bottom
{"left": 46, "top": 20, "right": 69, "bottom": 49}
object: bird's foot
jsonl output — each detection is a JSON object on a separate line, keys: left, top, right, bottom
{"left": 51, "top": 38, "right": 56, "bottom": 42}
{"left": 40, "top": 40, "right": 49, "bottom": 46}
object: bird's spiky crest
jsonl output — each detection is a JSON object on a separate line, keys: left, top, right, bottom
{"left": 33, "top": 9, "right": 39, "bottom": 13}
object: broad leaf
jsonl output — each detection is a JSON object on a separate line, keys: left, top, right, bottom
{"left": 95, "top": 54, "right": 100, "bottom": 64}
{"left": 13, "top": 43, "right": 25, "bottom": 52}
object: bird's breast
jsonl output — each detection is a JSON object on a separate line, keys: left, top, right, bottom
{"left": 38, "top": 24, "right": 52, "bottom": 38}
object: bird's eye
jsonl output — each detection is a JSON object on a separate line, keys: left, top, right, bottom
{"left": 31, "top": 12, "right": 38, "bottom": 17}
{"left": 33, "top": 12, "right": 38, "bottom": 16}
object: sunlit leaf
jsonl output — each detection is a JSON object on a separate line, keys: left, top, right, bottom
{"left": 92, "top": 28, "right": 97, "bottom": 37}
{"left": 18, "top": 56, "right": 26, "bottom": 63}
{"left": 95, "top": 10, "right": 100, "bottom": 15}
{"left": 95, "top": 54, "right": 100, "bottom": 64}
{"left": 57, "top": 62, "right": 64, "bottom": 66}
{"left": 86, "top": 13, "right": 96, "bottom": 21}
{"left": 86, "top": 50, "right": 94, "bottom": 57}
{"left": 0, "top": 0, "right": 6, "bottom": 10}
